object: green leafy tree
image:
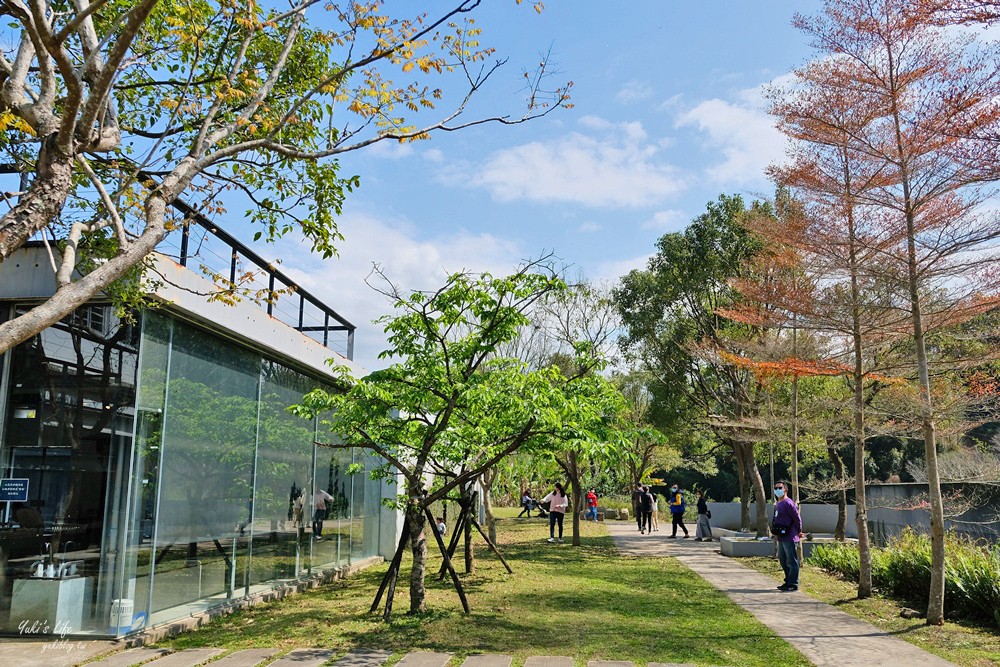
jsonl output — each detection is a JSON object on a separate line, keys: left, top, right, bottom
{"left": 614, "top": 195, "right": 774, "bottom": 535}
{"left": 293, "top": 261, "right": 628, "bottom": 615}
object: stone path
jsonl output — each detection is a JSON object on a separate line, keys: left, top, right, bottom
{"left": 66, "top": 648, "right": 710, "bottom": 667}
{"left": 604, "top": 521, "right": 959, "bottom": 667}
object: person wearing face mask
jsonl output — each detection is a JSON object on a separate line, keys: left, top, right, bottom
{"left": 667, "top": 484, "right": 689, "bottom": 538}
{"left": 771, "top": 482, "right": 804, "bottom": 591}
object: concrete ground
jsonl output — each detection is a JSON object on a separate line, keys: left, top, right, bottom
{"left": 604, "top": 520, "right": 959, "bottom": 667}
{"left": 0, "top": 637, "right": 119, "bottom": 667}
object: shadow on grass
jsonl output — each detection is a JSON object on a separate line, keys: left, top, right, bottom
{"left": 161, "top": 517, "right": 810, "bottom": 666}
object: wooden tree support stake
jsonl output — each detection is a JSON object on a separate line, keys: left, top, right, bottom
{"left": 371, "top": 514, "right": 410, "bottom": 614}
{"left": 469, "top": 515, "right": 513, "bottom": 574}
{"left": 438, "top": 499, "right": 469, "bottom": 580}
{"left": 424, "top": 506, "right": 470, "bottom": 614}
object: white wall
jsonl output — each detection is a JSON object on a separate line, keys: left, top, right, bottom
{"left": 707, "top": 502, "right": 858, "bottom": 537}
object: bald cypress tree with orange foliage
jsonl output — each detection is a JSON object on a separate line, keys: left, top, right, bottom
{"left": 781, "top": 0, "right": 1000, "bottom": 624}
{"left": 916, "top": 0, "right": 1000, "bottom": 24}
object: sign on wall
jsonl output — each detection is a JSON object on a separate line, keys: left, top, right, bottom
{"left": 0, "top": 478, "right": 29, "bottom": 502}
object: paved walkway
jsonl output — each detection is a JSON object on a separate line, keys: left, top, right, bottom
{"left": 604, "top": 521, "right": 958, "bottom": 667}
{"left": 0, "top": 642, "right": 716, "bottom": 667}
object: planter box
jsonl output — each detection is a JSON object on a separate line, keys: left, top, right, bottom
{"left": 712, "top": 527, "right": 758, "bottom": 539}
{"left": 720, "top": 536, "right": 860, "bottom": 558}
{"left": 720, "top": 537, "right": 776, "bottom": 557}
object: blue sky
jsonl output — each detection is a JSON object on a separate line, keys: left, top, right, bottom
{"left": 268, "top": 1, "right": 827, "bottom": 369}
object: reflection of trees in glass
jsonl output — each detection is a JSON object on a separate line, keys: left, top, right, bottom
{"left": 158, "top": 377, "right": 258, "bottom": 537}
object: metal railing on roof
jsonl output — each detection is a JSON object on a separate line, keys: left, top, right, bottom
{"left": 165, "top": 198, "right": 355, "bottom": 360}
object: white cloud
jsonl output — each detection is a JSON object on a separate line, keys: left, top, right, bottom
{"left": 657, "top": 93, "right": 684, "bottom": 112}
{"left": 577, "top": 222, "right": 602, "bottom": 233}
{"left": 277, "top": 210, "right": 526, "bottom": 371}
{"left": 579, "top": 115, "right": 613, "bottom": 131}
{"left": 458, "top": 118, "right": 686, "bottom": 208}
{"left": 365, "top": 140, "right": 415, "bottom": 159}
{"left": 593, "top": 253, "right": 652, "bottom": 284}
{"left": 675, "top": 96, "right": 787, "bottom": 185}
{"left": 422, "top": 148, "right": 445, "bottom": 163}
{"left": 616, "top": 79, "right": 654, "bottom": 105}
{"left": 642, "top": 209, "right": 688, "bottom": 232}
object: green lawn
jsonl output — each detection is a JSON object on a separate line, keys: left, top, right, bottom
{"left": 741, "top": 556, "right": 1000, "bottom": 667}
{"left": 160, "top": 509, "right": 809, "bottom": 666}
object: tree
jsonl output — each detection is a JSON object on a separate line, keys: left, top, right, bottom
{"left": 917, "top": 0, "right": 1000, "bottom": 24}
{"left": 751, "top": 65, "right": 908, "bottom": 596}
{"left": 293, "top": 261, "right": 627, "bottom": 616}
{"left": 614, "top": 195, "right": 774, "bottom": 536}
{"left": 0, "top": 0, "right": 571, "bottom": 353}
{"left": 536, "top": 280, "right": 624, "bottom": 546}
{"left": 614, "top": 371, "right": 677, "bottom": 487}
{"left": 792, "top": 0, "right": 1000, "bottom": 623}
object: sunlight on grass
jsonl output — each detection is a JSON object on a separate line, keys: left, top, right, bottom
{"left": 161, "top": 510, "right": 808, "bottom": 666}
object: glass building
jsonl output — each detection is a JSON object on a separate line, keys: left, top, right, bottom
{"left": 0, "top": 223, "right": 396, "bottom": 638}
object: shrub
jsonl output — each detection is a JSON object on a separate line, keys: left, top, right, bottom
{"left": 807, "top": 529, "right": 1000, "bottom": 628}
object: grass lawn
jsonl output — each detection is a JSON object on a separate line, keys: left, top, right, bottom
{"left": 159, "top": 509, "right": 809, "bottom": 666}
{"left": 741, "top": 556, "right": 1000, "bottom": 667}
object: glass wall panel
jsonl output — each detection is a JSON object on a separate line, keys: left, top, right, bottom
{"left": 148, "top": 320, "right": 259, "bottom": 624}
{"left": 348, "top": 451, "right": 382, "bottom": 562}
{"left": 313, "top": 446, "right": 352, "bottom": 568}
{"left": 126, "top": 312, "right": 171, "bottom": 633}
{"left": 0, "top": 305, "right": 139, "bottom": 635}
{"left": 248, "top": 362, "right": 315, "bottom": 588}
{"left": 1, "top": 302, "right": 392, "bottom": 637}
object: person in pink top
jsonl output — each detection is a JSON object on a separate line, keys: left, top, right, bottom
{"left": 542, "top": 483, "right": 569, "bottom": 543}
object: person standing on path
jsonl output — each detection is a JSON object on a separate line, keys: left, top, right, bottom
{"left": 631, "top": 483, "right": 644, "bottom": 531}
{"left": 695, "top": 489, "right": 713, "bottom": 541}
{"left": 771, "top": 482, "right": 804, "bottom": 591}
{"left": 638, "top": 485, "right": 655, "bottom": 534}
{"left": 667, "top": 484, "right": 689, "bottom": 538}
{"left": 542, "top": 483, "right": 569, "bottom": 543}
{"left": 585, "top": 487, "right": 599, "bottom": 521}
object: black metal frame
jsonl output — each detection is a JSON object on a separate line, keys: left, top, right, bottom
{"left": 169, "top": 198, "right": 356, "bottom": 360}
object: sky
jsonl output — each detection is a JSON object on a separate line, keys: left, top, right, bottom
{"left": 255, "top": 1, "right": 829, "bottom": 369}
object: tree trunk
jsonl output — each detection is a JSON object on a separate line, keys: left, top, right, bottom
{"left": 481, "top": 469, "right": 498, "bottom": 545}
{"left": 736, "top": 442, "right": 767, "bottom": 536}
{"left": 853, "top": 372, "right": 873, "bottom": 598}
{"left": 407, "top": 504, "right": 428, "bottom": 614}
{"left": 461, "top": 485, "right": 474, "bottom": 574}
{"left": 888, "top": 67, "right": 945, "bottom": 623}
{"left": 568, "top": 450, "right": 583, "bottom": 547}
{"left": 827, "top": 445, "right": 847, "bottom": 541}
{"left": 733, "top": 442, "right": 751, "bottom": 531}
{"left": 0, "top": 137, "right": 74, "bottom": 264}
{"left": 741, "top": 442, "right": 768, "bottom": 537}
{"left": 844, "top": 169, "right": 872, "bottom": 598}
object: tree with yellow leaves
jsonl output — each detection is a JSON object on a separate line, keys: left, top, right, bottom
{"left": 0, "top": 0, "right": 571, "bottom": 353}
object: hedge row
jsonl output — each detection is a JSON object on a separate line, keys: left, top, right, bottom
{"left": 808, "top": 529, "right": 1000, "bottom": 628}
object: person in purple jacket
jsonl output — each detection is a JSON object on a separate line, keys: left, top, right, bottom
{"left": 771, "top": 482, "right": 803, "bottom": 591}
